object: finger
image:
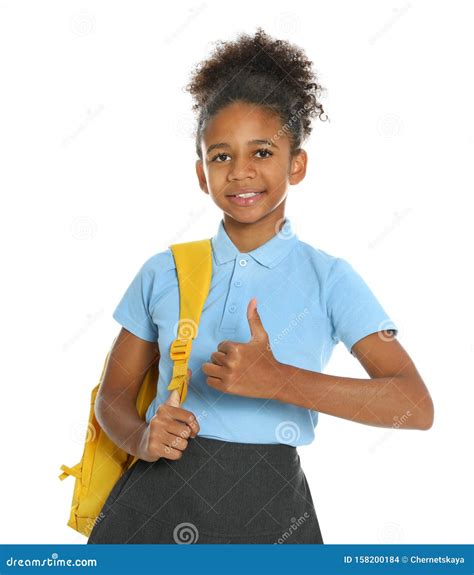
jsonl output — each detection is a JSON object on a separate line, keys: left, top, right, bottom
{"left": 166, "top": 420, "right": 194, "bottom": 440}
{"left": 163, "top": 369, "right": 192, "bottom": 408}
{"left": 161, "top": 443, "right": 184, "bottom": 460}
{"left": 150, "top": 427, "right": 185, "bottom": 458}
{"left": 202, "top": 361, "right": 224, "bottom": 379}
{"left": 247, "top": 297, "right": 266, "bottom": 341}
{"left": 163, "top": 388, "right": 181, "bottom": 408}
{"left": 186, "top": 418, "right": 199, "bottom": 438}
{"left": 217, "top": 340, "right": 235, "bottom": 354}
{"left": 162, "top": 429, "right": 189, "bottom": 452}
{"left": 166, "top": 407, "right": 200, "bottom": 435}
{"left": 206, "top": 376, "right": 223, "bottom": 391}
{"left": 211, "top": 350, "right": 227, "bottom": 366}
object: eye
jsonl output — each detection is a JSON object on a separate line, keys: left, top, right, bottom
{"left": 209, "top": 148, "right": 273, "bottom": 162}
{"left": 210, "top": 152, "right": 231, "bottom": 162}
{"left": 255, "top": 148, "right": 273, "bottom": 159}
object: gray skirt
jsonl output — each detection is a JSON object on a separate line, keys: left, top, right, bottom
{"left": 87, "top": 435, "right": 324, "bottom": 544}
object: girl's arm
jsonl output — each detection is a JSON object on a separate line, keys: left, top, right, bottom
{"left": 94, "top": 328, "right": 160, "bottom": 457}
{"left": 272, "top": 332, "right": 434, "bottom": 430}
{"left": 203, "top": 300, "right": 433, "bottom": 430}
{"left": 95, "top": 328, "right": 200, "bottom": 460}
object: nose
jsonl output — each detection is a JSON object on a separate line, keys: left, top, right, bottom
{"left": 227, "top": 156, "right": 256, "bottom": 181}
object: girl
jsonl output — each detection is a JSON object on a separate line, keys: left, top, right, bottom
{"left": 87, "top": 28, "right": 434, "bottom": 544}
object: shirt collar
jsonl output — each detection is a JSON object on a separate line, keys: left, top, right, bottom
{"left": 211, "top": 217, "right": 298, "bottom": 269}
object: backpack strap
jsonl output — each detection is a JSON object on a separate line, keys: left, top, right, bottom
{"left": 167, "top": 239, "right": 212, "bottom": 404}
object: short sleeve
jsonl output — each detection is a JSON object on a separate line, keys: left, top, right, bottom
{"left": 327, "top": 258, "right": 398, "bottom": 355}
{"left": 112, "top": 258, "right": 158, "bottom": 343}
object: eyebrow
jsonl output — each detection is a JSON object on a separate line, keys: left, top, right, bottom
{"left": 206, "top": 139, "right": 279, "bottom": 155}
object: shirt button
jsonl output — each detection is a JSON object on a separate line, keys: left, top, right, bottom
{"left": 239, "top": 258, "right": 247, "bottom": 267}
{"left": 228, "top": 304, "right": 236, "bottom": 313}
{"left": 234, "top": 280, "right": 242, "bottom": 287}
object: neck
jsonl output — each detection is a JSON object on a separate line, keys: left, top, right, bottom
{"left": 222, "top": 210, "right": 287, "bottom": 253}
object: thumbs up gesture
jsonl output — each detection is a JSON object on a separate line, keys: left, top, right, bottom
{"left": 202, "top": 298, "right": 281, "bottom": 400}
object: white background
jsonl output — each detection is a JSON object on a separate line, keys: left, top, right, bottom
{"left": 1, "top": 0, "right": 473, "bottom": 544}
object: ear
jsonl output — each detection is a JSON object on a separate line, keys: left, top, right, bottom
{"left": 288, "top": 148, "right": 307, "bottom": 186}
{"left": 196, "top": 159, "right": 209, "bottom": 195}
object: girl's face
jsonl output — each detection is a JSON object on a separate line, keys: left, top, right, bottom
{"left": 196, "top": 101, "right": 307, "bottom": 226}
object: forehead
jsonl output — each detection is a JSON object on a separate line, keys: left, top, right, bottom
{"left": 203, "top": 101, "right": 285, "bottom": 142}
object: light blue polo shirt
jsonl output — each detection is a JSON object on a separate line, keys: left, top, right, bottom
{"left": 112, "top": 217, "right": 398, "bottom": 446}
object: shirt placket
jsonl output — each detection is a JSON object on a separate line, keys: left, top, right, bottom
{"left": 219, "top": 255, "right": 250, "bottom": 332}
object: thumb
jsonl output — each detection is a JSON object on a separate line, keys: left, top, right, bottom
{"left": 247, "top": 297, "right": 266, "bottom": 342}
{"left": 164, "top": 388, "right": 180, "bottom": 407}
{"left": 163, "top": 368, "right": 192, "bottom": 407}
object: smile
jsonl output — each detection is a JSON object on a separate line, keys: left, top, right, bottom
{"left": 226, "top": 191, "right": 266, "bottom": 206}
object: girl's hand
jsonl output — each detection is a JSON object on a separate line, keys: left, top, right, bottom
{"left": 136, "top": 369, "right": 200, "bottom": 462}
{"left": 202, "top": 298, "right": 281, "bottom": 400}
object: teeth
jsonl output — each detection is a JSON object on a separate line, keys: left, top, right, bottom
{"left": 236, "top": 192, "right": 261, "bottom": 198}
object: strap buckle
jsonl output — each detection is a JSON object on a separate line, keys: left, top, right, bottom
{"left": 172, "top": 362, "right": 189, "bottom": 378}
{"left": 170, "top": 338, "right": 193, "bottom": 361}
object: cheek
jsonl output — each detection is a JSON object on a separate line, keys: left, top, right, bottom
{"left": 211, "top": 168, "right": 227, "bottom": 179}
{"left": 207, "top": 165, "right": 227, "bottom": 184}
{"left": 265, "top": 166, "right": 290, "bottom": 189}
{"left": 263, "top": 157, "right": 288, "bottom": 176}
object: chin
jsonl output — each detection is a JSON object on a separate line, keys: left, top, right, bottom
{"left": 222, "top": 209, "right": 272, "bottom": 224}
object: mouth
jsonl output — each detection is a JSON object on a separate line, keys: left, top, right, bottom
{"left": 225, "top": 190, "right": 266, "bottom": 206}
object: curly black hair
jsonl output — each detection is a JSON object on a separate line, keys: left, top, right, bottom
{"left": 185, "top": 27, "right": 328, "bottom": 160}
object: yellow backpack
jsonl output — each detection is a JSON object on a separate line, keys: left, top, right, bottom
{"left": 59, "top": 239, "right": 213, "bottom": 537}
